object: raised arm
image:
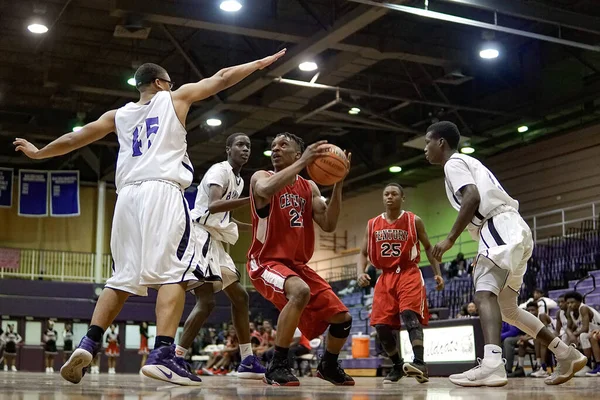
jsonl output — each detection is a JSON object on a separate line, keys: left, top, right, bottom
{"left": 357, "top": 224, "right": 371, "bottom": 287}
{"left": 172, "top": 49, "right": 286, "bottom": 106}
{"left": 415, "top": 216, "right": 445, "bottom": 291}
{"left": 14, "top": 110, "right": 117, "bottom": 160}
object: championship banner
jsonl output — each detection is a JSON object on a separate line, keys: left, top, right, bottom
{"left": 18, "top": 169, "right": 49, "bottom": 217}
{"left": 0, "top": 168, "right": 13, "bottom": 208}
{"left": 184, "top": 185, "right": 198, "bottom": 211}
{"left": 50, "top": 171, "right": 80, "bottom": 217}
{"left": 0, "top": 248, "right": 20, "bottom": 270}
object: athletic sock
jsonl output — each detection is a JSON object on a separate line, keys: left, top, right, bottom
{"left": 412, "top": 345, "right": 425, "bottom": 364}
{"left": 274, "top": 346, "right": 289, "bottom": 361}
{"left": 323, "top": 350, "right": 339, "bottom": 364}
{"left": 175, "top": 345, "right": 187, "bottom": 358}
{"left": 154, "top": 336, "right": 174, "bottom": 350}
{"left": 484, "top": 344, "right": 503, "bottom": 363}
{"left": 548, "top": 337, "right": 570, "bottom": 359}
{"left": 86, "top": 325, "right": 104, "bottom": 342}
{"left": 239, "top": 343, "right": 253, "bottom": 360}
{"left": 390, "top": 352, "right": 403, "bottom": 365}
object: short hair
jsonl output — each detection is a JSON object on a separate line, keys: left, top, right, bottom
{"left": 534, "top": 288, "right": 544, "bottom": 295}
{"left": 226, "top": 133, "right": 248, "bottom": 148}
{"left": 384, "top": 182, "right": 404, "bottom": 195}
{"left": 526, "top": 301, "right": 538, "bottom": 309}
{"left": 134, "top": 63, "right": 168, "bottom": 91}
{"left": 564, "top": 291, "right": 583, "bottom": 303}
{"left": 427, "top": 121, "right": 461, "bottom": 150}
{"left": 275, "top": 132, "right": 305, "bottom": 152}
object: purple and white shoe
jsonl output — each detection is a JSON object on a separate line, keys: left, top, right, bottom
{"left": 237, "top": 355, "right": 266, "bottom": 379}
{"left": 60, "top": 336, "right": 100, "bottom": 384}
{"left": 141, "top": 345, "right": 202, "bottom": 386}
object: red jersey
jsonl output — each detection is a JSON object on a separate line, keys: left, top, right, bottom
{"left": 367, "top": 211, "right": 420, "bottom": 271}
{"left": 248, "top": 174, "right": 314, "bottom": 266}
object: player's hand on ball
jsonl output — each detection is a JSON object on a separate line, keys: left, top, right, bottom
{"left": 357, "top": 273, "right": 371, "bottom": 288}
{"left": 300, "top": 140, "right": 329, "bottom": 165}
{"left": 432, "top": 238, "right": 454, "bottom": 261}
{"left": 256, "top": 48, "right": 287, "bottom": 70}
{"left": 342, "top": 151, "right": 352, "bottom": 178}
{"left": 434, "top": 275, "right": 445, "bottom": 291}
{"left": 14, "top": 138, "right": 41, "bottom": 159}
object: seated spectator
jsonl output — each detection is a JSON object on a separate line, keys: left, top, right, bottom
{"left": 502, "top": 322, "right": 524, "bottom": 375}
{"left": 519, "top": 288, "right": 557, "bottom": 315}
{"left": 467, "top": 302, "right": 478, "bottom": 317}
{"left": 525, "top": 302, "right": 554, "bottom": 378}
{"left": 555, "top": 296, "right": 576, "bottom": 346}
{"left": 566, "top": 291, "right": 600, "bottom": 376}
{"left": 448, "top": 253, "right": 466, "bottom": 279}
{"left": 255, "top": 320, "right": 276, "bottom": 358}
{"left": 202, "top": 325, "right": 240, "bottom": 375}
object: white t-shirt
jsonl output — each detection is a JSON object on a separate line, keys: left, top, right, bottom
{"left": 190, "top": 161, "right": 243, "bottom": 244}
{"left": 444, "top": 153, "right": 519, "bottom": 238}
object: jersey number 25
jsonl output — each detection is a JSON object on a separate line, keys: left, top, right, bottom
{"left": 381, "top": 242, "right": 401, "bottom": 257}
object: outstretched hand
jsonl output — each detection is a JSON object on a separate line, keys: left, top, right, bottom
{"left": 13, "top": 138, "right": 41, "bottom": 159}
{"left": 256, "top": 49, "right": 287, "bottom": 70}
{"left": 432, "top": 238, "right": 455, "bottom": 262}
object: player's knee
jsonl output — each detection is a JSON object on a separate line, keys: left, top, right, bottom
{"left": 329, "top": 317, "right": 352, "bottom": 339}
{"left": 498, "top": 292, "right": 519, "bottom": 324}
{"left": 288, "top": 281, "right": 311, "bottom": 307}
{"left": 401, "top": 311, "right": 423, "bottom": 342}
{"left": 474, "top": 290, "right": 497, "bottom": 305}
{"left": 580, "top": 332, "right": 591, "bottom": 349}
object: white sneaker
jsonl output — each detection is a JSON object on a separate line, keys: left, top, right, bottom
{"left": 530, "top": 368, "right": 549, "bottom": 378}
{"left": 3, "top": 365, "right": 7, "bottom": 372}
{"left": 11, "top": 365, "right": 17, "bottom": 372}
{"left": 108, "top": 368, "right": 116, "bottom": 375}
{"left": 449, "top": 358, "right": 508, "bottom": 387}
{"left": 574, "top": 365, "right": 591, "bottom": 377}
{"left": 545, "top": 347, "right": 588, "bottom": 385}
{"left": 45, "top": 367, "right": 51, "bottom": 374}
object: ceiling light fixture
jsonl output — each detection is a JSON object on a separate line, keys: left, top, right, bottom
{"left": 206, "top": 118, "right": 222, "bottom": 127}
{"left": 518, "top": 125, "right": 529, "bottom": 133}
{"left": 127, "top": 77, "right": 136, "bottom": 86}
{"left": 479, "top": 48, "right": 499, "bottom": 59}
{"left": 298, "top": 61, "right": 318, "bottom": 72}
{"left": 460, "top": 146, "right": 475, "bottom": 154}
{"left": 389, "top": 166, "right": 402, "bottom": 173}
{"left": 220, "top": 1, "right": 242, "bottom": 12}
{"left": 263, "top": 150, "right": 272, "bottom": 157}
{"left": 348, "top": 107, "right": 360, "bottom": 115}
{"left": 27, "top": 23, "right": 48, "bottom": 34}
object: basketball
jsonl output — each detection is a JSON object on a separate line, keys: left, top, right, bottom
{"left": 307, "top": 144, "right": 349, "bottom": 186}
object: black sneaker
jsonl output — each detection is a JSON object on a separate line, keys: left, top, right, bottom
{"left": 316, "top": 360, "right": 355, "bottom": 386}
{"left": 508, "top": 366, "right": 525, "bottom": 377}
{"left": 263, "top": 357, "right": 300, "bottom": 386}
{"left": 383, "top": 363, "right": 405, "bottom": 384}
{"left": 403, "top": 361, "right": 429, "bottom": 383}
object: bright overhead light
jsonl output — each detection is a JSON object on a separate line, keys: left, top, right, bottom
{"left": 299, "top": 61, "right": 318, "bottom": 72}
{"left": 206, "top": 118, "right": 222, "bottom": 127}
{"left": 127, "top": 77, "right": 136, "bottom": 86}
{"left": 348, "top": 107, "right": 360, "bottom": 115}
{"left": 263, "top": 150, "right": 272, "bottom": 157}
{"left": 479, "top": 48, "right": 499, "bottom": 59}
{"left": 461, "top": 146, "right": 475, "bottom": 154}
{"left": 518, "top": 125, "right": 529, "bottom": 133}
{"left": 389, "top": 166, "right": 402, "bottom": 173}
{"left": 72, "top": 126, "right": 83, "bottom": 132}
{"left": 220, "top": 1, "right": 242, "bottom": 12}
{"left": 27, "top": 23, "right": 48, "bottom": 34}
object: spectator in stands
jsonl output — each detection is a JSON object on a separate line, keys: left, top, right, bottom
{"left": 1, "top": 324, "right": 21, "bottom": 372}
{"left": 467, "top": 302, "right": 478, "bottom": 317}
{"left": 519, "top": 288, "right": 557, "bottom": 315}
{"left": 448, "top": 253, "right": 467, "bottom": 279}
{"left": 526, "top": 302, "right": 554, "bottom": 378}
{"left": 255, "top": 320, "right": 276, "bottom": 358}
{"left": 202, "top": 325, "right": 240, "bottom": 375}
{"left": 555, "top": 296, "right": 575, "bottom": 346}
{"left": 565, "top": 291, "right": 600, "bottom": 376}
{"left": 249, "top": 322, "right": 263, "bottom": 352}
{"left": 502, "top": 322, "right": 524, "bottom": 376}
{"left": 261, "top": 328, "right": 310, "bottom": 370}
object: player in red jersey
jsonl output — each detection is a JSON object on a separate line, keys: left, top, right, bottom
{"left": 357, "top": 183, "right": 444, "bottom": 384}
{"left": 247, "top": 132, "right": 354, "bottom": 387}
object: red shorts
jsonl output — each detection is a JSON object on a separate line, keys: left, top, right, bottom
{"left": 247, "top": 260, "right": 348, "bottom": 340}
{"left": 105, "top": 342, "right": 120, "bottom": 357}
{"left": 370, "top": 267, "right": 429, "bottom": 330}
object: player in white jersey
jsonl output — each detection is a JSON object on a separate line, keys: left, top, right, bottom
{"left": 13, "top": 48, "right": 286, "bottom": 386}
{"left": 424, "top": 121, "right": 586, "bottom": 386}
{"left": 173, "top": 133, "right": 266, "bottom": 379}
{"left": 564, "top": 291, "right": 600, "bottom": 375}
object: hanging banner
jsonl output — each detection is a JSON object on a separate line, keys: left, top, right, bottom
{"left": 18, "top": 170, "right": 48, "bottom": 217}
{"left": 0, "top": 248, "right": 20, "bottom": 270}
{"left": 0, "top": 168, "right": 13, "bottom": 208}
{"left": 184, "top": 184, "right": 198, "bottom": 211}
{"left": 50, "top": 171, "right": 80, "bottom": 217}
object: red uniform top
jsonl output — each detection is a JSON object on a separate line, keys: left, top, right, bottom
{"left": 367, "top": 211, "right": 420, "bottom": 271}
{"left": 248, "top": 174, "right": 315, "bottom": 266}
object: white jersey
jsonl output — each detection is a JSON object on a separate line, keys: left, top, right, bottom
{"left": 114, "top": 91, "right": 193, "bottom": 192}
{"left": 571, "top": 303, "right": 600, "bottom": 327}
{"left": 190, "top": 161, "right": 243, "bottom": 244}
{"left": 444, "top": 153, "right": 519, "bottom": 239}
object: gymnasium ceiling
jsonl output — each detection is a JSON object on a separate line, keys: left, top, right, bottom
{"left": 1, "top": 0, "right": 600, "bottom": 197}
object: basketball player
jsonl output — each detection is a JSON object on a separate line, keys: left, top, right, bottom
{"left": 174, "top": 132, "right": 266, "bottom": 379}
{"left": 247, "top": 133, "right": 354, "bottom": 386}
{"left": 357, "top": 183, "right": 444, "bottom": 384}
{"left": 424, "top": 121, "right": 586, "bottom": 386}
{"left": 564, "top": 291, "right": 600, "bottom": 375}
{"left": 13, "top": 49, "right": 286, "bottom": 386}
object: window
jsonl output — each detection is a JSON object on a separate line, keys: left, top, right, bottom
{"left": 24, "top": 321, "right": 41, "bottom": 346}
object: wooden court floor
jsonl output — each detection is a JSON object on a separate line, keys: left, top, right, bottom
{"left": 1, "top": 372, "right": 599, "bottom": 399}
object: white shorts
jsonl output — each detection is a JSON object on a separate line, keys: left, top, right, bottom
{"left": 194, "top": 224, "right": 240, "bottom": 293}
{"left": 106, "top": 180, "right": 203, "bottom": 296}
{"left": 474, "top": 210, "right": 533, "bottom": 295}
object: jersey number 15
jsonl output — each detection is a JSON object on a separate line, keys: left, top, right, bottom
{"left": 132, "top": 117, "right": 159, "bottom": 157}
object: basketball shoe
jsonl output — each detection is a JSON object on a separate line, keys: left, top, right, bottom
{"left": 60, "top": 336, "right": 100, "bottom": 384}
{"left": 383, "top": 362, "right": 405, "bottom": 384}
{"left": 237, "top": 355, "right": 266, "bottom": 379}
{"left": 316, "top": 359, "right": 355, "bottom": 386}
{"left": 545, "top": 346, "right": 587, "bottom": 385}
{"left": 141, "top": 345, "right": 202, "bottom": 386}
{"left": 403, "top": 361, "right": 430, "bottom": 383}
{"left": 263, "top": 357, "right": 300, "bottom": 386}
{"left": 449, "top": 358, "right": 508, "bottom": 387}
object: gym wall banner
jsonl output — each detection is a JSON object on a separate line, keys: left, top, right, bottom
{"left": 18, "top": 169, "right": 49, "bottom": 217}
{"left": 50, "top": 171, "right": 80, "bottom": 217}
{"left": 0, "top": 168, "right": 13, "bottom": 208}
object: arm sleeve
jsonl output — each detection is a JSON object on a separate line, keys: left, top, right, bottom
{"left": 444, "top": 159, "right": 476, "bottom": 195}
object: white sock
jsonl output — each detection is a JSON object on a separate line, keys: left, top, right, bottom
{"left": 484, "top": 344, "right": 503, "bottom": 362}
{"left": 239, "top": 343, "right": 253, "bottom": 360}
{"left": 518, "top": 356, "right": 524, "bottom": 367}
{"left": 548, "top": 337, "right": 570, "bottom": 359}
{"left": 175, "top": 345, "right": 187, "bottom": 358}
{"left": 536, "top": 357, "right": 542, "bottom": 367}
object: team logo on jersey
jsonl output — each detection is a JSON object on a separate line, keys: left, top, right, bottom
{"left": 375, "top": 229, "right": 408, "bottom": 242}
